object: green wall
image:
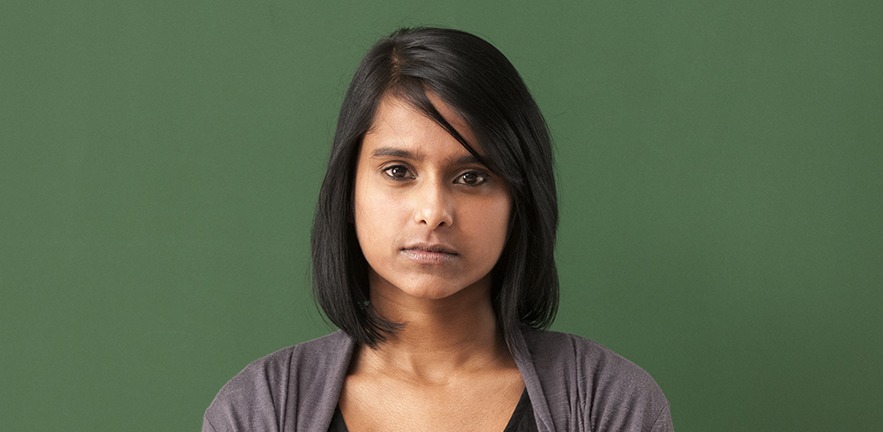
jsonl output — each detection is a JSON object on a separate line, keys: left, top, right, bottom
{"left": 2, "top": 1, "right": 881, "bottom": 430}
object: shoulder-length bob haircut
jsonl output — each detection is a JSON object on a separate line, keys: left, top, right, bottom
{"left": 312, "top": 27, "right": 558, "bottom": 352}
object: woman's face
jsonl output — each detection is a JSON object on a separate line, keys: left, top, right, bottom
{"left": 353, "top": 93, "right": 512, "bottom": 302}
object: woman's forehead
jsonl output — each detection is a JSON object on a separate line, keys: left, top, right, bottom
{"left": 362, "top": 96, "right": 484, "bottom": 163}
{"left": 365, "top": 93, "right": 484, "bottom": 154}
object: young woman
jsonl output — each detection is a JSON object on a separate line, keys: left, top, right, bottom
{"left": 204, "top": 27, "right": 673, "bottom": 432}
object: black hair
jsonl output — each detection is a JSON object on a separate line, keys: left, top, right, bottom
{"left": 311, "top": 27, "right": 558, "bottom": 354}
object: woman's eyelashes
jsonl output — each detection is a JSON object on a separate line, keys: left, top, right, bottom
{"left": 454, "top": 170, "right": 490, "bottom": 186}
{"left": 382, "top": 164, "right": 414, "bottom": 181}
{"left": 380, "top": 164, "right": 491, "bottom": 186}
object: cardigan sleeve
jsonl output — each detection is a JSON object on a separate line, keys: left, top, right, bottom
{"left": 201, "top": 331, "right": 355, "bottom": 432}
{"left": 649, "top": 403, "right": 674, "bottom": 432}
{"left": 521, "top": 329, "right": 674, "bottom": 431}
{"left": 202, "top": 346, "right": 295, "bottom": 432}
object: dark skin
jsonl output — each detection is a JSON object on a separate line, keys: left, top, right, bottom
{"left": 339, "top": 94, "right": 525, "bottom": 431}
{"left": 338, "top": 273, "right": 524, "bottom": 431}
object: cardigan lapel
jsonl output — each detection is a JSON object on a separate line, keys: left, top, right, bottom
{"left": 290, "top": 331, "right": 356, "bottom": 432}
{"left": 513, "top": 327, "right": 555, "bottom": 432}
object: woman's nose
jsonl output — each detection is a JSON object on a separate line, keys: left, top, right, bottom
{"left": 413, "top": 181, "right": 453, "bottom": 229}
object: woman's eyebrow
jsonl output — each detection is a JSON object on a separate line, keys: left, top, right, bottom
{"left": 370, "top": 147, "right": 417, "bottom": 159}
{"left": 370, "top": 146, "right": 484, "bottom": 166}
{"left": 453, "top": 154, "right": 482, "bottom": 165}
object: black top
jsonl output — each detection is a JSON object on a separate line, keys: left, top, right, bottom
{"left": 328, "top": 388, "right": 537, "bottom": 432}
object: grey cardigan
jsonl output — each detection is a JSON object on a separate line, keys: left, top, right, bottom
{"left": 203, "top": 328, "right": 673, "bottom": 431}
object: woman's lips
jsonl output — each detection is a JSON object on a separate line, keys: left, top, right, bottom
{"left": 400, "top": 243, "right": 458, "bottom": 264}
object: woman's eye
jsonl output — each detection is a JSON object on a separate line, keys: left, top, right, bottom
{"left": 382, "top": 165, "right": 412, "bottom": 180}
{"left": 456, "top": 171, "right": 489, "bottom": 186}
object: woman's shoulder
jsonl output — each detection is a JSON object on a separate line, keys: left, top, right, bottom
{"left": 202, "top": 331, "right": 354, "bottom": 432}
{"left": 211, "top": 330, "right": 351, "bottom": 398}
{"left": 521, "top": 328, "right": 673, "bottom": 431}
{"left": 524, "top": 328, "right": 660, "bottom": 385}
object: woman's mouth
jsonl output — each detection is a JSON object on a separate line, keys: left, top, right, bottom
{"left": 400, "top": 243, "right": 459, "bottom": 264}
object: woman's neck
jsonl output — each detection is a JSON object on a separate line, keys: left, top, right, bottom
{"left": 357, "top": 278, "right": 512, "bottom": 384}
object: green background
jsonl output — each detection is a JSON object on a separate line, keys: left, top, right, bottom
{"left": 2, "top": 1, "right": 881, "bottom": 430}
